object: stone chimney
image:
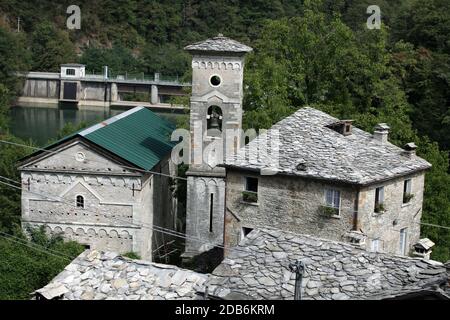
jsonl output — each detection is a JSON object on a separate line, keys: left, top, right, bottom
{"left": 412, "top": 238, "right": 435, "bottom": 260}
{"left": 373, "top": 123, "right": 390, "bottom": 144}
{"left": 403, "top": 142, "right": 417, "bottom": 158}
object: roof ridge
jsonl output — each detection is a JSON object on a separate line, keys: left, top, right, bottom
{"left": 79, "top": 107, "right": 145, "bottom": 136}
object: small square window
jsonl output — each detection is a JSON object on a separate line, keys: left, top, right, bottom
{"left": 66, "top": 68, "right": 76, "bottom": 76}
{"left": 245, "top": 177, "right": 258, "bottom": 193}
{"left": 243, "top": 177, "right": 258, "bottom": 203}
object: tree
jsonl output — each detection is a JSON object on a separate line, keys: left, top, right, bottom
{"left": 0, "top": 226, "right": 84, "bottom": 299}
{"left": 80, "top": 45, "right": 140, "bottom": 75}
{"left": 30, "top": 22, "right": 76, "bottom": 72}
{"left": 391, "top": 42, "right": 450, "bottom": 151}
{"left": 0, "top": 27, "right": 30, "bottom": 94}
{"left": 243, "top": 7, "right": 415, "bottom": 146}
{"left": 141, "top": 43, "right": 190, "bottom": 76}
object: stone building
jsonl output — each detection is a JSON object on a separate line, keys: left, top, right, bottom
{"left": 182, "top": 35, "right": 253, "bottom": 259}
{"left": 18, "top": 107, "right": 177, "bottom": 260}
{"left": 223, "top": 107, "right": 432, "bottom": 256}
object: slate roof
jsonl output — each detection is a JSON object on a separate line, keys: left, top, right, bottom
{"left": 185, "top": 35, "right": 253, "bottom": 54}
{"left": 224, "top": 107, "right": 431, "bottom": 185}
{"left": 35, "top": 250, "right": 207, "bottom": 300}
{"left": 206, "top": 228, "right": 449, "bottom": 300}
{"left": 20, "top": 107, "right": 176, "bottom": 171}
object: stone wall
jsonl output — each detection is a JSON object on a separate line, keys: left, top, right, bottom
{"left": 358, "top": 172, "right": 425, "bottom": 255}
{"left": 224, "top": 170, "right": 356, "bottom": 248}
{"left": 184, "top": 176, "right": 226, "bottom": 257}
{"left": 224, "top": 169, "right": 426, "bottom": 257}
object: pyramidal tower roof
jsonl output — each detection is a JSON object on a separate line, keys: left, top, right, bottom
{"left": 184, "top": 34, "right": 253, "bottom": 54}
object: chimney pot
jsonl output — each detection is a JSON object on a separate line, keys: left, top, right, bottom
{"left": 403, "top": 142, "right": 417, "bottom": 158}
{"left": 373, "top": 123, "right": 390, "bottom": 144}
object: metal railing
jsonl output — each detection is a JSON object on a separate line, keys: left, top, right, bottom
{"left": 85, "top": 71, "right": 185, "bottom": 84}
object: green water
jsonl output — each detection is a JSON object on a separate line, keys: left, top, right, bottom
{"left": 9, "top": 105, "right": 183, "bottom": 146}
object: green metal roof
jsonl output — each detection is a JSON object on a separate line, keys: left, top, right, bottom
{"left": 26, "top": 107, "right": 176, "bottom": 171}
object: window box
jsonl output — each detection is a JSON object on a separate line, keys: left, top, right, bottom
{"left": 242, "top": 191, "right": 258, "bottom": 203}
{"left": 403, "top": 193, "right": 414, "bottom": 204}
{"left": 374, "top": 203, "right": 385, "bottom": 214}
{"left": 319, "top": 205, "right": 339, "bottom": 217}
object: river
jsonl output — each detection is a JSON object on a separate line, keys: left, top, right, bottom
{"left": 9, "top": 105, "right": 184, "bottom": 146}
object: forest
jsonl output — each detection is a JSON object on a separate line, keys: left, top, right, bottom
{"left": 0, "top": 0, "right": 448, "bottom": 298}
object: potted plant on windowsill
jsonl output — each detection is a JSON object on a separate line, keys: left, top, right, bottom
{"left": 242, "top": 191, "right": 258, "bottom": 203}
{"left": 374, "top": 203, "right": 385, "bottom": 214}
{"left": 319, "top": 205, "right": 339, "bottom": 217}
{"left": 403, "top": 193, "right": 414, "bottom": 203}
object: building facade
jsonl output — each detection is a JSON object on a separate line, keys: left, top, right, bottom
{"left": 18, "top": 107, "right": 177, "bottom": 260}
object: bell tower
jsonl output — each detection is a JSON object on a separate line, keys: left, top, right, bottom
{"left": 182, "top": 35, "right": 252, "bottom": 259}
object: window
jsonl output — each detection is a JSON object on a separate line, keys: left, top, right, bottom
{"left": 243, "top": 177, "right": 258, "bottom": 203}
{"left": 345, "top": 124, "right": 352, "bottom": 134}
{"left": 371, "top": 238, "right": 380, "bottom": 252}
{"left": 209, "top": 193, "right": 214, "bottom": 233}
{"left": 374, "top": 186, "right": 385, "bottom": 213}
{"left": 210, "top": 75, "right": 222, "bottom": 87}
{"left": 76, "top": 195, "right": 84, "bottom": 209}
{"left": 206, "top": 105, "right": 223, "bottom": 135}
{"left": 242, "top": 227, "right": 253, "bottom": 238}
{"left": 66, "top": 68, "right": 76, "bottom": 76}
{"left": 400, "top": 228, "right": 408, "bottom": 255}
{"left": 403, "top": 179, "right": 413, "bottom": 203}
{"left": 325, "top": 189, "right": 341, "bottom": 215}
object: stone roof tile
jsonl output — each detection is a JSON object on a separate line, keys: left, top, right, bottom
{"left": 206, "top": 228, "right": 448, "bottom": 300}
{"left": 35, "top": 250, "right": 207, "bottom": 300}
{"left": 185, "top": 35, "right": 253, "bottom": 54}
{"left": 224, "top": 107, "right": 431, "bottom": 185}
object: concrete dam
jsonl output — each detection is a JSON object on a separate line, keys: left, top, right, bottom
{"left": 16, "top": 64, "right": 191, "bottom": 112}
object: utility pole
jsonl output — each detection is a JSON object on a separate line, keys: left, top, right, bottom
{"left": 289, "top": 260, "right": 306, "bottom": 300}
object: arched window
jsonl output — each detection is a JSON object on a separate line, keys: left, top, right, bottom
{"left": 76, "top": 195, "right": 85, "bottom": 209}
{"left": 207, "top": 105, "right": 223, "bottom": 135}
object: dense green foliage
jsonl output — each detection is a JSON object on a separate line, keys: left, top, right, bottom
{"left": 0, "top": 0, "right": 448, "bottom": 269}
{"left": 0, "top": 227, "right": 84, "bottom": 300}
